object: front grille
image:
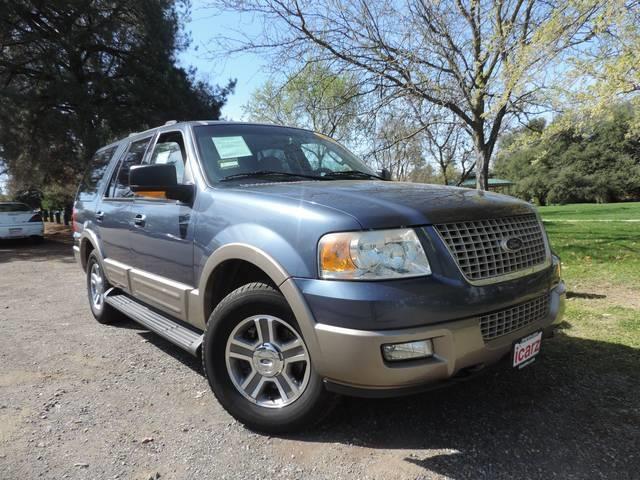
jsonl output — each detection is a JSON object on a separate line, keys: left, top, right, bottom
{"left": 435, "top": 214, "right": 548, "bottom": 283}
{"left": 480, "top": 294, "right": 550, "bottom": 341}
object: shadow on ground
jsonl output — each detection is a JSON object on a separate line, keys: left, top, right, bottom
{"left": 129, "top": 321, "right": 639, "bottom": 479}
{"left": 566, "top": 290, "right": 607, "bottom": 300}
{"left": 307, "top": 332, "right": 638, "bottom": 479}
{"left": 0, "top": 234, "right": 74, "bottom": 265}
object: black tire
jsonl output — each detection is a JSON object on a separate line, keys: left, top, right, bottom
{"left": 86, "top": 251, "right": 122, "bottom": 325}
{"left": 202, "top": 282, "right": 336, "bottom": 434}
{"left": 31, "top": 235, "right": 44, "bottom": 244}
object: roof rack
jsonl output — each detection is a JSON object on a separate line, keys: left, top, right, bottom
{"left": 164, "top": 120, "right": 178, "bottom": 126}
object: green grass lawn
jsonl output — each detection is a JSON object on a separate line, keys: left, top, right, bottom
{"left": 539, "top": 201, "right": 640, "bottom": 221}
{"left": 538, "top": 202, "right": 640, "bottom": 356}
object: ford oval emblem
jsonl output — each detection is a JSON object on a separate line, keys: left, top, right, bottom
{"left": 502, "top": 237, "right": 524, "bottom": 252}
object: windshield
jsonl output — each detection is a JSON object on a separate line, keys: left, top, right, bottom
{"left": 0, "top": 203, "right": 31, "bottom": 212}
{"left": 193, "top": 124, "right": 376, "bottom": 183}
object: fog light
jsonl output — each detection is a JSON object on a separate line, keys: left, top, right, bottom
{"left": 382, "top": 339, "right": 433, "bottom": 361}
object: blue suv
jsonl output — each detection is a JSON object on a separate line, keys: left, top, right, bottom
{"left": 73, "top": 121, "right": 565, "bottom": 433}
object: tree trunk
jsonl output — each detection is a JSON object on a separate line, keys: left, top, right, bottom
{"left": 473, "top": 134, "right": 490, "bottom": 191}
{"left": 476, "top": 155, "right": 489, "bottom": 190}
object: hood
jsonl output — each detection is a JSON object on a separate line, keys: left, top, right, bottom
{"left": 235, "top": 180, "right": 535, "bottom": 228}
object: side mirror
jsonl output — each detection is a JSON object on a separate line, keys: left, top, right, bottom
{"left": 379, "top": 168, "right": 393, "bottom": 181}
{"left": 129, "top": 164, "right": 194, "bottom": 203}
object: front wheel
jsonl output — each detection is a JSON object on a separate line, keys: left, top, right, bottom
{"left": 202, "top": 283, "right": 336, "bottom": 433}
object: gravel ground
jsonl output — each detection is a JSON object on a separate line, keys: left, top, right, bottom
{"left": 0, "top": 231, "right": 638, "bottom": 479}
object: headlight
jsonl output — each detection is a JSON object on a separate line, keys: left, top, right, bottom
{"left": 318, "top": 228, "right": 431, "bottom": 280}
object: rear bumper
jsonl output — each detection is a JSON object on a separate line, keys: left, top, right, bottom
{"left": 308, "top": 281, "right": 566, "bottom": 395}
{"left": 0, "top": 223, "right": 44, "bottom": 239}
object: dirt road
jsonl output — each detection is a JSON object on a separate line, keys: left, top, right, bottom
{"left": 0, "top": 233, "right": 638, "bottom": 479}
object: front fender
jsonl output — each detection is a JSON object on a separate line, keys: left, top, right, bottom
{"left": 190, "top": 236, "right": 323, "bottom": 363}
{"left": 195, "top": 223, "right": 312, "bottom": 280}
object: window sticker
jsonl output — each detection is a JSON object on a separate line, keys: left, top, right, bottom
{"left": 219, "top": 159, "right": 239, "bottom": 169}
{"left": 153, "top": 150, "right": 171, "bottom": 164}
{"left": 212, "top": 136, "right": 252, "bottom": 159}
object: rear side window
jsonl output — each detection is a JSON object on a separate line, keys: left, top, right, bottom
{"left": 0, "top": 203, "right": 31, "bottom": 212}
{"left": 77, "top": 146, "right": 118, "bottom": 201}
{"left": 107, "top": 138, "right": 152, "bottom": 198}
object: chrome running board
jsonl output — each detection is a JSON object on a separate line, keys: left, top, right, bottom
{"left": 105, "top": 291, "right": 203, "bottom": 356}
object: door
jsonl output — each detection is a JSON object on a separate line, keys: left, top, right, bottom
{"left": 97, "top": 137, "right": 153, "bottom": 265}
{"left": 129, "top": 131, "right": 195, "bottom": 287}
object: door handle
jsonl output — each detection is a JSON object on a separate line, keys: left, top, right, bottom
{"left": 133, "top": 214, "right": 146, "bottom": 227}
{"left": 95, "top": 211, "right": 104, "bottom": 222}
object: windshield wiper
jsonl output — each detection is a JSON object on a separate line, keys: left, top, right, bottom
{"left": 219, "top": 170, "right": 325, "bottom": 182}
{"left": 322, "top": 170, "right": 384, "bottom": 180}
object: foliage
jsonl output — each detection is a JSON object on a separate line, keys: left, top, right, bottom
{"left": 0, "top": 0, "right": 234, "bottom": 200}
{"left": 561, "top": 0, "right": 640, "bottom": 121}
{"left": 41, "top": 184, "right": 76, "bottom": 211}
{"left": 244, "top": 62, "right": 362, "bottom": 144}
{"left": 214, "top": 0, "right": 614, "bottom": 189}
{"left": 494, "top": 102, "right": 640, "bottom": 204}
{"left": 13, "top": 187, "right": 42, "bottom": 208}
{"left": 245, "top": 63, "right": 457, "bottom": 180}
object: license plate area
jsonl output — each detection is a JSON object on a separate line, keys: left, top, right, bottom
{"left": 9, "top": 227, "right": 23, "bottom": 236}
{"left": 513, "top": 330, "right": 542, "bottom": 369}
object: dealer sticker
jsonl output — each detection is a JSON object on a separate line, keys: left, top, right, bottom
{"left": 513, "top": 330, "right": 542, "bottom": 369}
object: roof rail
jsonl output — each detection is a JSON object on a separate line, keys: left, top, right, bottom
{"left": 164, "top": 120, "right": 178, "bottom": 126}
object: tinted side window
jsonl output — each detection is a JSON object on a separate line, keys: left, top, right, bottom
{"left": 108, "top": 138, "right": 152, "bottom": 198}
{"left": 145, "top": 132, "right": 186, "bottom": 183}
{"left": 77, "top": 146, "right": 117, "bottom": 201}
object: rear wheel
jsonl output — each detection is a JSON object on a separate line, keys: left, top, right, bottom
{"left": 86, "top": 252, "right": 122, "bottom": 324}
{"left": 202, "top": 282, "right": 335, "bottom": 433}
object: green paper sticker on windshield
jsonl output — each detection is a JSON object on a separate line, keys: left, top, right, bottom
{"left": 212, "top": 136, "right": 252, "bottom": 160}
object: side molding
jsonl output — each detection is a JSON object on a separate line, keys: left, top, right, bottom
{"left": 103, "top": 258, "right": 130, "bottom": 290}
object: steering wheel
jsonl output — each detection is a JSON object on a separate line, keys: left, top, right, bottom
{"left": 316, "top": 167, "right": 334, "bottom": 176}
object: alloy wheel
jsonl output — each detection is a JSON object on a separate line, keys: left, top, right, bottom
{"left": 225, "top": 315, "right": 310, "bottom": 408}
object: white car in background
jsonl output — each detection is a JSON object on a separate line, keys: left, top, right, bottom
{"left": 0, "top": 202, "right": 44, "bottom": 242}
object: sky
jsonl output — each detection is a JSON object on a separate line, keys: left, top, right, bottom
{"left": 177, "top": 3, "right": 269, "bottom": 121}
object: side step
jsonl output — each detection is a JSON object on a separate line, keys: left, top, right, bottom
{"left": 105, "top": 292, "right": 203, "bottom": 356}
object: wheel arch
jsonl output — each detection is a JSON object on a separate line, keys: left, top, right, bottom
{"left": 79, "top": 229, "right": 104, "bottom": 272}
{"left": 194, "top": 243, "right": 322, "bottom": 361}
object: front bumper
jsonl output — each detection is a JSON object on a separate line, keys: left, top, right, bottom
{"left": 0, "top": 223, "right": 44, "bottom": 239}
{"left": 306, "top": 281, "right": 566, "bottom": 395}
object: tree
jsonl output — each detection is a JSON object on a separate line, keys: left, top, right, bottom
{"left": 212, "top": 0, "right": 608, "bottom": 189}
{"left": 0, "top": 0, "right": 234, "bottom": 195}
{"left": 369, "top": 113, "right": 426, "bottom": 181}
{"left": 563, "top": 1, "right": 640, "bottom": 115}
{"left": 243, "top": 62, "right": 362, "bottom": 143}
{"left": 420, "top": 111, "right": 475, "bottom": 186}
{"left": 494, "top": 102, "right": 640, "bottom": 204}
